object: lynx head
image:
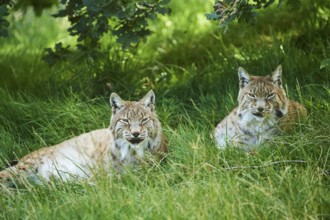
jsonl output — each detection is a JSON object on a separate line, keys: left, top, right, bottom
{"left": 109, "top": 90, "right": 160, "bottom": 146}
{"left": 237, "top": 65, "right": 289, "bottom": 119}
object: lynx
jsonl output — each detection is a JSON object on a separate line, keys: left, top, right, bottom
{"left": 0, "top": 90, "right": 167, "bottom": 186}
{"left": 214, "top": 65, "right": 307, "bottom": 150}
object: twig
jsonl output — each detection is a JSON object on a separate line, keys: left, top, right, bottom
{"left": 224, "top": 160, "right": 307, "bottom": 171}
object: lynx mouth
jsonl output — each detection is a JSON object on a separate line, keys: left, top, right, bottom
{"left": 252, "top": 112, "right": 264, "bottom": 117}
{"left": 128, "top": 138, "right": 144, "bottom": 144}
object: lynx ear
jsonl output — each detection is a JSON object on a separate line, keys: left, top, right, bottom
{"left": 110, "top": 93, "right": 124, "bottom": 115}
{"left": 140, "top": 90, "right": 155, "bottom": 111}
{"left": 272, "top": 65, "right": 282, "bottom": 87}
{"left": 238, "top": 67, "right": 251, "bottom": 88}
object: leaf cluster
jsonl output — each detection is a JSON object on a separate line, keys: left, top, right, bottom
{"left": 0, "top": 0, "right": 170, "bottom": 65}
{"left": 0, "top": 0, "right": 13, "bottom": 37}
{"left": 206, "top": 0, "right": 282, "bottom": 27}
{"left": 44, "top": 0, "right": 170, "bottom": 65}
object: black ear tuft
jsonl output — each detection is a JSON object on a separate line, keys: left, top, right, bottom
{"left": 272, "top": 65, "right": 282, "bottom": 87}
{"left": 110, "top": 93, "right": 124, "bottom": 114}
{"left": 140, "top": 90, "right": 155, "bottom": 111}
{"left": 238, "top": 67, "right": 251, "bottom": 89}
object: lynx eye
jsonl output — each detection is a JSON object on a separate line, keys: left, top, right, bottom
{"left": 247, "top": 93, "right": 256, "bottom": 99}
{"left": 267, "top": 93, "right": 276, "bottom": 99}
{"left": 141, "top": 117, "right": 150, "bottom": 124}
{"left": 120, "top": 119, "right": 130, "bottom": 124}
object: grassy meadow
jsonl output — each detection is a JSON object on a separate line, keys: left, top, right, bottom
{"left": 0, "top": 0, "right": 329, "bottom": 219}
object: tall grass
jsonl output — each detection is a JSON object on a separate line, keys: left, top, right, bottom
{"left": 0, "top": 0, "right": 329, "bottom": 219}
{"left": 0, "top": 86, "right": 329, "bottom": 219}
{"left": 0, "top": 87, "right": 329, "bottom": 219}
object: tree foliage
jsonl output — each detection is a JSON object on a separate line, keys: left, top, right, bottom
{"left": 53, "top": 0, "right": 170, "bottom": 48}
{"left": 47, "top": 0, "right": 170, "bottom": 64}
{"left": 0, "top": 0, "right": 171, "bottom": 64}
{"left": 0, "top": 0, "right": 12, "bottom": 37}
{"left": 206, "top": 0, "right": 289, "bottom": 27}
{"left": 206, "top": 0, "right": 330, "bottom": 30}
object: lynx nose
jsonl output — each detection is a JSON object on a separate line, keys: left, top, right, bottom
{"left": 132, "top": 132, "right": 140, "bottom": 138}
{"left": 257, "top": 107, "right": 264, "bottom": 113}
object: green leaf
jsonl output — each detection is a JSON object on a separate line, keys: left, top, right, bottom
{"left": 205, "top": 12, "right": 219, "bottom": 20}
{"left": 0, "top": 4, "right": 9, "bottom": 37}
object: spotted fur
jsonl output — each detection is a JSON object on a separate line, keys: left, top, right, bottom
{"left": 0, "top": 90, "right": 167, "bottom": 186}
{"left": 214, "top": 65, "right": 307, "bottom": 150}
